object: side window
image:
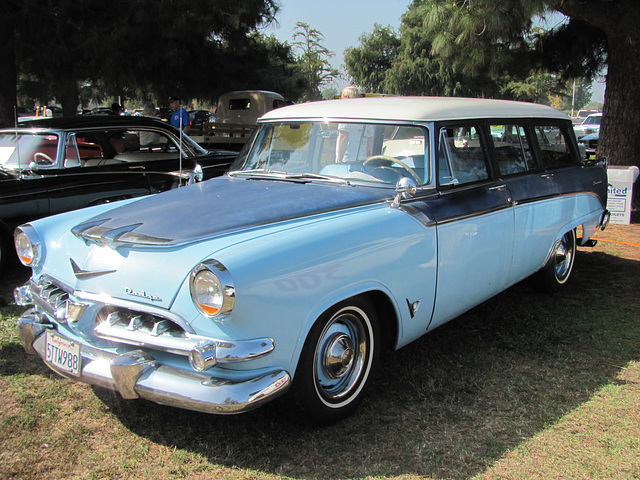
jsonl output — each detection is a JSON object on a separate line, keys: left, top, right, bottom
{"left": 114, "top": 129, "right": 176, "bottom": 160}
{"left": 535, "top": 125, "right": 576, "bottom": 168}
{"left": 76, "top": 135, "right": 104, "bottom": 162}
{"left": 490, "top": 124, "right": 535, "bottom": 175}
{"left": 438, "top": 126, "right": 488, "bottom": 185}
{"left": 139, "top": 129, "right": 170, "bottom": 150}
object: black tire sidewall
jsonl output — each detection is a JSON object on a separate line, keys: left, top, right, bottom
{"left": 292, "top": 296, "right": 380, "bottom": 424}
{"left": 537, "top": 229, "right": 576, "bottom": 293}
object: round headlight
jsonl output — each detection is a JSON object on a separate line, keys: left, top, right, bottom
{"left": 190, "top": 260, "right": 235, "bottom": 319}
{"left": 14, "top": 225, "right": 42, "bottom": 267}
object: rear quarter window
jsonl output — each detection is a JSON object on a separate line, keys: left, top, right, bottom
{"left": 535, "top": 125, "right": 577, "bottom": 168}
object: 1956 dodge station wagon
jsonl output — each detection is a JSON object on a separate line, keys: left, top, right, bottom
{"left": 14, "top": 97, "right": 610, "bottom": 423}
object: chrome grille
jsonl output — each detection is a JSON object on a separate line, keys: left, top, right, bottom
{"left": 97, "top": 307, "right": 185, "bottom": 337}
{"left": 29, "top": 277, "right": 71, "bottom": 319}
{"left": 94, "top": 306, "right": 201, "bottom": 355}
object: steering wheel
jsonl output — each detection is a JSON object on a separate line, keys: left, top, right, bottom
{"left": 363, "top": 155, "right": 421, "bottom": 183}
{"left": 33, "top": 152, "right": 54, "bottom": 166}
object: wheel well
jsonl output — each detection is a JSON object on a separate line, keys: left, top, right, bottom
{"left": 359, "top": 290, "right": 398, "bottom": 352}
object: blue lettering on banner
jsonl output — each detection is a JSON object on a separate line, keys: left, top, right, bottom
{"left": 608, "top": 183, "right": 628, "bottom": 197}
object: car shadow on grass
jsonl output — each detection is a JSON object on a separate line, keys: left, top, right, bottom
{"left": 86, "top": 247, "right": 640, "bottom": 479}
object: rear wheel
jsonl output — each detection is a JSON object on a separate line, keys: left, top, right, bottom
{"left": 536, "top": 229, "right": 576, "bottom": 293}
{"left": 293, "top": 297, "right": 380, "bottom": 424}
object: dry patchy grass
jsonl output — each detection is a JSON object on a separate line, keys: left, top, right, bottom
{"left": 0, "top": 222, "right": 638, "bottom": 480}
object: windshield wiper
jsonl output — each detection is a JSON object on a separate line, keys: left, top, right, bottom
{"left": 282, "top": 173, "right": 350, "bottom": 185}
{"left": 228, "top": 169, "right": 288, "bottom": 178}
{"left": 229, "top": 169, "right": 350, "bottom": 185}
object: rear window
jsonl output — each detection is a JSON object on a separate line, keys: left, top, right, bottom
{"left": 228, "top": 99, "right": 251, "bottom": 110}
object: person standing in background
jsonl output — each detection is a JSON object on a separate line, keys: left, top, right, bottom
{"left": 336, "top": 86, "right": 364, "bottom": 162}
{"left": 168, "top": 95, "right": 191, "bottom": 134}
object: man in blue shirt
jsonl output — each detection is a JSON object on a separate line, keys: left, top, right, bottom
{"left": 168, "top": 96, "right": 191, "bottom": 133}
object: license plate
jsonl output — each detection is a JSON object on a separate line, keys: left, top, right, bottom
{"left": 45, "top": 331, "right": 81, "bottom": 376}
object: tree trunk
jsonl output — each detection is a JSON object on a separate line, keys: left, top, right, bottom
{"left": 597, "top": 22, "right": 640, "bottom": 172}
{"left": 557, "top": 0, "right": 640, "bottom": 209}
{"left": 557, "top": 1, "right": 639, "bottom": 170}
{"left": 56, "top": 79, "right": 79, "bottom": 117}
{"left": 0, "top": 15, "right": 17, "bottom": 125}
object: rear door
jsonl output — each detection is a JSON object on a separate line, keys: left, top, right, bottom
{"left": 488, "top": 123, "right": 559, "bottom": 284}
{"left": 427, "top": 124, "right": 514, "bottom": 330}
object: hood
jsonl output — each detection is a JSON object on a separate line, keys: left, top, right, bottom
{"left": 71, "top": 175, "right": 392, "bottom": 248}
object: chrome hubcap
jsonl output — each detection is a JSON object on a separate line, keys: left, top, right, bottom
{"left": 322, "top": 333, "right": 355, "bottom": 379}
{"left": 554, "top": 232, "right": 574, "bottom": 281}
{"left": 313, "top": 307, "right": 372, "bottom": 404}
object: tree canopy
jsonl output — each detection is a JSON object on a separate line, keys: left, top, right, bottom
{"left": 344, "top": 24, "right": 401, "bottom": 94}
{"left": 291, "top": 22, "right": 341, "bottom": 101}
{"left": 344, "top": 0, "right": 638, "bottom": 171}
{"left": 2, "top": 0, "right": 303, "bottom": 121}
{"left": 4, "top": 0, "right": 638, "bottom": 176}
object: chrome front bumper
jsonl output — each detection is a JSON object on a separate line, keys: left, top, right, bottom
{"left": 17, "top": 309, "right": 291, "bottom": 415}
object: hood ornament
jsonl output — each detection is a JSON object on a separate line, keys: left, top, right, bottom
{"left": 72, "top": 219, "right": 173, "bottom": 249}
{"left": 70, "top": 259, "right": 116, "bottom": 280}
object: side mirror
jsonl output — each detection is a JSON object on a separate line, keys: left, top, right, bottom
{"left": 391, "top": 177, "right": 417, "bottom": 208}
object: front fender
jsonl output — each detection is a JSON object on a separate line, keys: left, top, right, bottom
{"left": 182, "top": 204, "right": 437, "bottom": 377}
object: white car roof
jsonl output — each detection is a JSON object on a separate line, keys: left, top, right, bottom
{"left": 260, "top": 96, "right": 570, "bottom": 123}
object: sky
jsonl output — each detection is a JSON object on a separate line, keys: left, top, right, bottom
{"left": 266, "top": 0, "right": 605, "bottom": 103}
{"left": 266, "top": 0, "right": 411, "bottom": 90}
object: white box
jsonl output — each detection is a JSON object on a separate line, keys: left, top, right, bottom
{"left": 607, "top": 166, "right": 639, "bottom": 225}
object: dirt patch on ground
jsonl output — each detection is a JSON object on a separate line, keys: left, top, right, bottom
{"left": 588, "top": 213, "right": 640, "bottom": 261}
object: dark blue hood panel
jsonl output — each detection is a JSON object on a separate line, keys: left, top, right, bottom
{"left": 73, "top": 175, "right": 393, "bottom": 246}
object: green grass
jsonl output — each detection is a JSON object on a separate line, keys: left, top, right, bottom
{"left": 0, "top": 240, "right": 638, "bottom": 479}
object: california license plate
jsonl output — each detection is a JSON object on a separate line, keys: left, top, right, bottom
{"left": 45, "top": 331, "right": 81, "bottom": 376}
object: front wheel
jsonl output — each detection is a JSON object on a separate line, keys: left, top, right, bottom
{"left": 536, "top": 229, "right": 576, "bottom": 293}
{"left": 293, "top": 297, "right": 380, "bottom": 424}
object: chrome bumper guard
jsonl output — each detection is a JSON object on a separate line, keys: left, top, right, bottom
{"left": 17, "top": 309, "right": 291, "bottom": 415}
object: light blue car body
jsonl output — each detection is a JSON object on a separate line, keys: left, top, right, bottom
{"left": 14, "top": 97, "right": 609, "bottom": 418}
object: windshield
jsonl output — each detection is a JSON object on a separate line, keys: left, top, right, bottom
{"left": 0, "top": 133, "right": 60, "bottom": 171}
{"left": 230, "top": 122, "right": 429, "bottom": 185}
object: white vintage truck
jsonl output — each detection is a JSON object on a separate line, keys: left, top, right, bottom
{"left": 190, "top": 90, "right": 285, "bottom": 150}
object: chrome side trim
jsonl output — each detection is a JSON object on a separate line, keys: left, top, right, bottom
{"left": 434, "top": 203, "right": 512, "bottom": 226}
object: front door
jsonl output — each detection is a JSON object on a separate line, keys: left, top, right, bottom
{"left": 428, "top": 125, "right": 514, "bottom": 330}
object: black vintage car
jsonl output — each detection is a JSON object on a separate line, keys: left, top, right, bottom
{"left": 0, "top": 116, "right": 236, "bottom": 269}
